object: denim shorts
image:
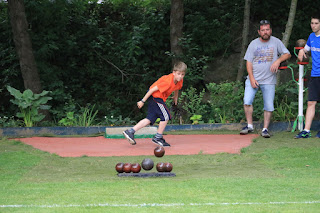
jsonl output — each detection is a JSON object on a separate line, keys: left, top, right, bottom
{"left": 243, "top": 78, "right": 275, "bottom": 112}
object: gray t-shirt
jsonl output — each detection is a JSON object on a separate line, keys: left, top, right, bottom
{"left": 244, "top": 36, "right": 290, "bottom": 84}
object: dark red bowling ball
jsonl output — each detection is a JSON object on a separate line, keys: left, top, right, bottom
{"left": 123, "top": 163, "right": 132, "bottom": 173}
{"left": 115, "top": 163, "right": 124, "bottom": 173}
{"left": 154, "top": 146, "right": 165, "bottom": 157}
{"left": 156, "top": 162, "right": 165, "bottom": 172}
{"left": 131, "top": 163, "right": 141, "bottom": 173}
{"left": 164, "top": 162, "right": 173, "bottom": 172}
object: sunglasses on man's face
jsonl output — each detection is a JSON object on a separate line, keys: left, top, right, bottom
{"left": 259, "top": 20, "right": 270, "bottom": 25}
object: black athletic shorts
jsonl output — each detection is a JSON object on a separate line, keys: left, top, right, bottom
{"left": 146, "top": 96, "right": 172, "bottom": 125}
{"left": 308, "top": 77, "right": 320, "bottom": 101}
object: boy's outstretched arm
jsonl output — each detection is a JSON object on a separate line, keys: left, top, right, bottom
{"left": 173, "top": 90, "right": 179, "bottom": 105}
{"left": 137, "top": 86, "right": 159, "bottom": 109}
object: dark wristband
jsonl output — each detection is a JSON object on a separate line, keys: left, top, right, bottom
{"left": 141, "top": 99, "right": 145, "bottom": 103}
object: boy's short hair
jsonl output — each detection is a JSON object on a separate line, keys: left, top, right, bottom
{"left": 311, "top": 12, "right": 320, "bottom": 21}
{"left": 173, "top": 61, "right": 187, "bottom": 72}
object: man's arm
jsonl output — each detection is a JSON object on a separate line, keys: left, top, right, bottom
{"left": 270, "top": 53, "right": 291, "bottom": 72}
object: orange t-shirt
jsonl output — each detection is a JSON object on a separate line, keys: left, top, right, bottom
{"left": 149, "top": 73, "right": 183, "bottom": 102}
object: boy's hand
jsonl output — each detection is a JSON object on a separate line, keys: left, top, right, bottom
{"left": 171, "top": 104, "right": 178, "bottom": 113}
{"left": 170, "top": 104, "right": 181, "bottom": 117}
{"left": 298, "top": 49, "right": 307, "bottom": 62}
{"left": 137, "top": 101, "right": 144, "bottom": 109}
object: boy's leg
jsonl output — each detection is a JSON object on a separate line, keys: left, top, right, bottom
{"left": 304, "top": 101, "right": 317, "bottom": 130}
{"left": 294, "top": 102, "right": 316, "bottom": 139}
{"left": 157, "top": 120, "right": 168, "bottom": 134}
{"left": 133, "top": 118, "right": 151, "bottom": 132}
{"left": 152, "top": 120, "right": 171, "bottom": 147}
{"left": 123, "top": 118, "right": 151, "bottom": 145}
{"left": 295, "top": 77, "right": 320, "bottom": 138}
{"left": 145, "top": 97, "right": 171, "bottom": 146}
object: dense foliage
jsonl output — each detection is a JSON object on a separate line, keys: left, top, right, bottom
{"left": 0, "top": 0, "right": 319, "bottom": 127}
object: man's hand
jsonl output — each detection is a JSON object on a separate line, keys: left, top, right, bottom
{"left": 250, "top": 78, "right": 259, "bottom": 88}
{"left": 270, "top": 60, "right": 281, "bottom": 73}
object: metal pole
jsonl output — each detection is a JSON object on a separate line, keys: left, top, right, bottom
{"left": 293, "top": 40, "right": 307, "bottom": 132}
{"left": 298, "top": 64, "right": 304, "bottom": 131}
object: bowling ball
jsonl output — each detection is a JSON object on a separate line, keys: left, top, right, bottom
{"left": 156, "top": 162, "right": 165, "bottom": 172}
{"left": 115, "top": 162, "right": 124, "bottom": 173}
{"left": 123, "top": 163, "right": 132, "bottom": 173}
{"left": 131, "top": 163, "right": 141, "bottom": 173}
{"left": 296, "top": 39, "right": 306, "bottom": 47}
{"left": 154, "top": 146, "right": 165, "bottom": 157}
{"left": 164, "top": 162, "right": 173, "bottom": 172}
{"left": 141, "top": 158, "right": 154, "bottom": 171}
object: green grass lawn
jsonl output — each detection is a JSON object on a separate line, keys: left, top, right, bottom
{"left": 1, "top": 131, "right": 320, "bottom": 212}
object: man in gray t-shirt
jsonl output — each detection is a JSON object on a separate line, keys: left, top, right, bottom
{"left": 240, "top": 20, "right": 291, "bottom": 138}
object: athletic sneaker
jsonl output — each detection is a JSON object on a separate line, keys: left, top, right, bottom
{"left": 123, "top": 130, "right": 136, "bottom": 145}
{"left": 295, "top": 130, "right": 311, "bottom": 139}
{"left": 152, "top": 136, "right": 171, "bottom": 147}
{"left": 240, "top": 126, "right": 254, "bottom": 135}
{"left": 261, "top": 129, "right": 271, "bottom": 138}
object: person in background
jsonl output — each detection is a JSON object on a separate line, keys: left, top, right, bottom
{"left": 295, "top": 13, "right": 320, "bottom": 139}
{"left": 240, "top": 20, "right": 291, "bottom": 138}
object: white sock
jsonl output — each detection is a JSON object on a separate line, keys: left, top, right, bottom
{"left": 262, "top": 128, "right": 268, "bottom": 131}
{"left": 247, "top": 124, "right": 253, "bottom": 129}
{"left": 304, "top": 129, "right": 310, "bottom": 132}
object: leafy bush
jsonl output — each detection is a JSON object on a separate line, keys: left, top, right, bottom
{"left": 102, "top": 115, "right": 136, "bottom": 126}
{"left": 179, "top": 87, "right": 207, "bottom": 123}
{"left": 0, "top": 116, "right": 23, "bottom": 128}
{"left": 2, "top": 0, "right": 319, "bottom": 126}
{"left": 273, "top": 97, "right": 296, "bottom": 122}
{"left": 7, "top": 86, "right": 52, "bottom": 127}
{"left": 190, "top": 114, "right": 203, "bottom": 124}
{"left": 207, "top": 81, "right": 246, "bottom": 123}
{"left": 59, "top": 104, "right": 98, "bottom": 127}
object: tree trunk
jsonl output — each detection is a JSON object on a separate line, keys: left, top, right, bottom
{"left": 236, "top": 0, "right": 251, "bottom": 82}
{"left": 277, "top": 0, "right": 297, "bottom": 85}
{"left": 282, "top": 0, "right": 298, "bottom": 47}
{"left": 8, "top": 0, "right": 42, "bottom": 93}
{"left": 170, "top": 0, "right": 184, "bottom": 64}
{"left": 8, "top": 0, "right": 51, "bottom": 121}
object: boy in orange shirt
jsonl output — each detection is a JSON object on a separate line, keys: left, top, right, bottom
{"left": 123, "top": 61, "right": 187, "bottom": 147}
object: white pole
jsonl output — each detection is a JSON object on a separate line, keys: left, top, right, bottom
{"left": 298, "top": 64, "right": 304, "bottom": 131}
